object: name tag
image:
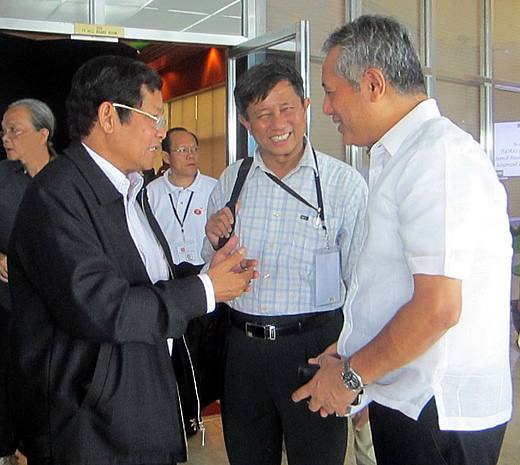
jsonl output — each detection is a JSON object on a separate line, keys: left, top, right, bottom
{"left": 314, "top": 246, "right": 341, "bottom": 307}
{"left": 174, "top": 239, "right": 199, "bottom": 264}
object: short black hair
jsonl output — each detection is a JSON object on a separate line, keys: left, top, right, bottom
{"left": 66, "top": 55, "right": 163, "bottom": 140}
{"left": 162, "top": 127, "right": 199, "bottom": 153}
{"left": 234, "top": 61, "right": 305, "bottom": 120}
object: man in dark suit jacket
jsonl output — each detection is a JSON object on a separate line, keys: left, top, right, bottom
{"left": 7, "top": 55, "right": 256, "bottom": 465}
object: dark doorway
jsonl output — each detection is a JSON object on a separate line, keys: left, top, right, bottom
{"left": 0, "top": 32, "right": 137, "bottom": 158}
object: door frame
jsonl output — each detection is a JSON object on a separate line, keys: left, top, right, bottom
{"left": 226, "top": 20, "right": 310, "bottom": 164}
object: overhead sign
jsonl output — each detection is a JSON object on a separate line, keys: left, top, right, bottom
{"left": 74, "top": 23, "right": 124, "bottom": 38}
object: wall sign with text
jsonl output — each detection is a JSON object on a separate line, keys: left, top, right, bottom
{"left": 495, "top": 121, "right": 520, "bottom": 177}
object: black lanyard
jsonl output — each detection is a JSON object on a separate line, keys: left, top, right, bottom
{"left": 168, "top": 190, "right": 194, "bottom": 238}
{"left": 263, "top": 147, "right": 329, "bottom": 247}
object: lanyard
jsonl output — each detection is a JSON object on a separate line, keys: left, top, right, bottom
{"left": 168, "top": 190, "right": 194, "bottom": 240}
{"left": 264, "top": 147, "right": 329, "bottom": 248}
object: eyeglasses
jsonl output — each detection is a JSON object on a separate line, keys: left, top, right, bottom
{"left": 172, "top": 146, "right": 200, "bottom": 155}
{"left": 112, "top": 103, "right": 166, "bottom": 130}
{"left": 0, "top": 128, "right": 25, "bottom": 139}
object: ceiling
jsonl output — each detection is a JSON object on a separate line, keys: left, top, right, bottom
{"left": 0, "top": 1, "right": 241, "bottom": 70}
{"left": 0, "top": 0, "right": 242, "bottom": 35}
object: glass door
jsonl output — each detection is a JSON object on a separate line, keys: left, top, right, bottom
{"left": 226, "top": 21, "right": 310, "bottom": 164}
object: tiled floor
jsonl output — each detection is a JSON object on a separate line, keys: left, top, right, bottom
{"left": 185, "top": 321, "right": 520, "bottom": 465}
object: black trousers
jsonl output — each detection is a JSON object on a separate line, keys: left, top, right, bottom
{"left": 370, "top": 398, "right": 507, "bottom": 465}
{"left": 221, "top": 309, "right": 347, "bottom": 465}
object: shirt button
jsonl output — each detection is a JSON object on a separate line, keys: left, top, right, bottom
{"left": 268, "top": 243, "right": 275, "bottom": 248}
{"left": 261, "top": 306, "right": 268, "bottom": 313}
{"left": 263, "top": 273, "right": 270, "bottom": 279}
{"left": 273, "top": 212, "right": 280, "bottom": 218}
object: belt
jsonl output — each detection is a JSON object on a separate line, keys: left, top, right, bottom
{"left": 228, "top": 308, "right": 339, "bottom": 341}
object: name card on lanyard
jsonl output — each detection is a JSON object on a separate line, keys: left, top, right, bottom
{"left": 263, "top": 147, "right": 341, "bottom": 307}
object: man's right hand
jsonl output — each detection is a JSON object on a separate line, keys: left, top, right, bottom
{"left": 206, "top": 235, "right": 258, "bottom": 302}
{"left": 205, "top": 202, "right": 240, "bottom": 249}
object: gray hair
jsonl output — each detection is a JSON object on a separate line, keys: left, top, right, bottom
{"left": 8, "top": 98, "right": 56, "bottom": 152}
{"left": 323, "top": 15, "right": 426, "bottom": 95}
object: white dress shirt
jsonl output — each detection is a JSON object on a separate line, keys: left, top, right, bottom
{"left": 147, "top": 170, "right": 217, "bottom": 265}
{"left": 83, "top": 144, "right": 215, "bottom": 315}
{"left": 339, "top": 100, "right": 513, "bottom": 431}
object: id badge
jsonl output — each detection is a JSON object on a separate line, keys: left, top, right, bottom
{"left": 314, "top": 246, "right": 341, "bottom": 307}
{"left": 174, "top": 239, "right": 199, "bottom": 264}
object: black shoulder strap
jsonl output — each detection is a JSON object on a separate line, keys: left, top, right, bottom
{"left": 227, "top": 156, "right": 253, "bottom": 208}
{"left": 217, "top": 156, "right": 253, "bottom": 250}
{"left": 139, "top": 186, "right": 177, "bottom": 278}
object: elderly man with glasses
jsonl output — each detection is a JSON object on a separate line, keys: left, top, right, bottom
{"left": 7, "top": 55, "right": 257, "bottom": 465}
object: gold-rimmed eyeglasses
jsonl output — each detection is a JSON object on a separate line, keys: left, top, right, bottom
{"left": 113, "top": 103, "right": 166, "bottom": 130}
{"left": 172, "top": 146, "right": 200, "bottom": 155}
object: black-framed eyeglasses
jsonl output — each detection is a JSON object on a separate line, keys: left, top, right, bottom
{"left": 113, "top": 103, "right": 166, "bottom": 130}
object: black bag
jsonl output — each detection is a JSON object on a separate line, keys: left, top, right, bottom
{"left": 140, "top": 158, "right": 253, "bottom": 436}
{"left": 180, "top": 304, "right": 227, "bottom": 410}
{"left": 170, "top": 263, "right": 227, "bottom": 436}
{"left": 139, "top": 190, "right": 219, "bottom": 436}
{"left": 173, "top": 157, "right": 253, "bottom": 435}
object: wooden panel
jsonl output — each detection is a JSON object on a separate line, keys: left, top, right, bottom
{"left": 164, "top": 85, "right": 228, "bottom": 180}
{"left": 182, "top": 95, "right": 197, "bottom": 133}
{"left": 197, "top": 91, "right": 213, "bottom": 138}
{"left": 212, "top": 86, "right": 226, "bottom": 137}
{"left": 169, "top": 99, "right": 183, "bottom": 129}
{"left": 212, "top": 135, "right": 227, "bottom": 178}
{"left": 197, "top": 139, "right": 214, "bottom": 178}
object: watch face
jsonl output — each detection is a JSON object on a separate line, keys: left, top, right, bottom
{"left": 343, "top": 370, "right": 361, "bottom": 390}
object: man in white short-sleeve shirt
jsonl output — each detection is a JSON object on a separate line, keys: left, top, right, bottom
{"left": 293, "top": 15, "right": 512, "bottom": 465}
{"left": 147, "top": 128, "right": 217, "bottom": 267}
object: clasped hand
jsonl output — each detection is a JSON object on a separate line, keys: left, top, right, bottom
{"left": 206, "top": 235, "right": 258, "bottom": 302}
{"left": 291, "top": 343, "right": 360, "bottom": 419}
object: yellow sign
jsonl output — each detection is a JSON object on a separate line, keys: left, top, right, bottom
{"left": 74, "top": 23, "right": 124, "bottom": 38}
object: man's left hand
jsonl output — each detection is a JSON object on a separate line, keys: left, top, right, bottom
{"left": 207, "top": 235, "right": 259, "bottom": 301}
{"left": 291, "top": 354, "right": 359, "bottom": 418}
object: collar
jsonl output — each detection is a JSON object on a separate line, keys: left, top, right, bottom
{"left": 251, "top": 136, "right": 317, "bottom": 179}
{"left": 163, "top": 169, "right": 202, "bottom": 193}
{"left": 372, "top": 99, "right": 441, "bottom": 158}
{"left": 82, "top": 142, "right": 143, "bottom": 202}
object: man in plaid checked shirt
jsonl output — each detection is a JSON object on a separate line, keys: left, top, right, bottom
{"left": 202, "top": 61, "right": 368, "bottom": 465}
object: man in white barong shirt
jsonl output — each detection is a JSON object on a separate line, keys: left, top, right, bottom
{"left": 293, "top": 15, "right": 512, "bottom": 465}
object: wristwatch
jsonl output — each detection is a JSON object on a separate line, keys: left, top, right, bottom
{"left": 341, "top": 358, "right": 365, "bottom": 391}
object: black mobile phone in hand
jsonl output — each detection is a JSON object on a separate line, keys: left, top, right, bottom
{"left": 297, "top": 363, "right": 320, "bottom": 388}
